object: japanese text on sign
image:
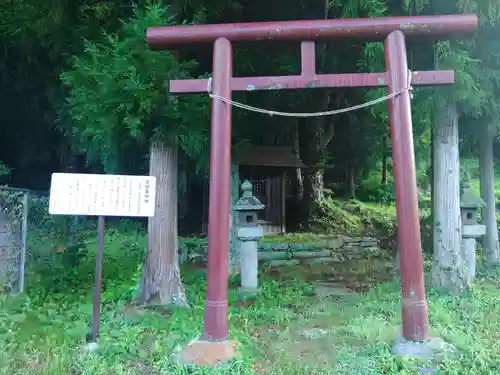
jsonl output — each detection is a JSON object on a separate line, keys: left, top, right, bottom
{"left": 48, "top": 173, "right": 156, "bottom": 217}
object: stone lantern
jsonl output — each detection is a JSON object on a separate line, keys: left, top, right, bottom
{"left": 233, "top": 180, "right": 265, "bottom": 297}
{"left": 460, "top": 186, "right": 486, "bottom": 284}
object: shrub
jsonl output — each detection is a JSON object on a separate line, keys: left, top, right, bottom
{"left": 356, "top": 173, "right": 395, "bottom": 204}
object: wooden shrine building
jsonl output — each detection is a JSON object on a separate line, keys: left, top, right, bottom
{"left": 193, "top": 145, "right": 305, "bottom": 235}
{"left": 233, "top": 145, "right": 305, "bottom": 235}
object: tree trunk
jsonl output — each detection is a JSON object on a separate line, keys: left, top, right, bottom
{"left": 381, "top": 157, "right": 388, "bottom": 185}
{"left": 65, "top": 152, "right": 79, "bottom": 246}
{"left": 348, "top": 164, "right": 356, "bottom": 199}
{"left": 287, "top": 123, "right": 305, "bottom": 232}
{"left": 428, "top": 129, "right": 434, "bottom": 199}
{"left": 298, "top": 122, "right": 326, "bottom": 224}
{"left": 138, "top": 139, "right": 188, "bottom": 306}
{"left": 295, "top": 0, "right": 333, "bottom": 224}
{"left": 303, "top": 167, "right": 325, "bottom": 203}
{"left": 479, "top": 125, "right": 500, "bottom": 264}
{"left": 381, "top": 135, "right": 388, "bottom": 185}
{"left": 431, "top": 102, "right": 467, "bottom": 292}
{"left": 292, "top": 123, "right": 304, "bottom": 201}
{"left": 228, "top": 162, "right": 240, "bottom": 276}
{"left": 298, "top": 103, "right": 334, "bottom": 223}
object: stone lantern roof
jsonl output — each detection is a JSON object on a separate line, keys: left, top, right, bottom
{"left": 460, "top": 187, "right": 485, "bottom": 209}
{"left": 233, "top": 180, "right": 265, "bottom": 212}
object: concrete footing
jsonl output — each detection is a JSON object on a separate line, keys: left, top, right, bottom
{"left": 82, "top": 341, "right": 99, "bottom": 354}
{"left": 173, "top": 340, "right": 239, "bottom": 366}
{"left": 393, "top": 334, "right": 457, "bottom": 361}
{"left": 238, "top": 287, "right": 260, "bottom": 299}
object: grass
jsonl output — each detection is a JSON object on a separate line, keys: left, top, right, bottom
{"left": 1, "top": 231, "right": 500, "bottom": 374}
{"left": 312, "top": 198, "right": 397, "bottom": 237}
{"left": 2, "top": 190, "right": 499, "bottom": 374}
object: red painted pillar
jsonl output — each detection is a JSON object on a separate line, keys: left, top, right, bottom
{"left": 203, "top": 37, "right": 233, "bottom": 342}
{"left": 385, "top": 30, "right": 429, "bottom": 341}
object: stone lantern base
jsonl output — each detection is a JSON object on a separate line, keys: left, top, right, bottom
{"left": 393, "top": 334, "right": 457, "bottom": 361}
{"left": 237, "top": 226, "right": 264, "bottom": 295}
{"left": 238, "top": 286, "right": 261, "bottom": 299}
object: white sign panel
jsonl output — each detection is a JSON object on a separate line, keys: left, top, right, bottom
{"left": 49, "top": 173, "right": 156, "bottom": 217}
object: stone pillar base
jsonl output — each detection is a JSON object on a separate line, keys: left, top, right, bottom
{"left": 173, "top": 340, "right": 239, "bottom": 366}
{"left": 393, "top": 334, "right": 457, "bottom": 361}
{"left": 238, "top": 287, "right": 260, "bottom": 299}
{"left": 82, "top": 342, "right": 99, "bottom": 354}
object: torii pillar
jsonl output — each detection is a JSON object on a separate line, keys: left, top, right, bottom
{"left": 147, "top": 14, "right": 478, "bottom": 363}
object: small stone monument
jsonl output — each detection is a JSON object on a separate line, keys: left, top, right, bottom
{"left": 233, "top": 180, "right": 265, "bottom": 298}
{"left": 460, "top": 184, "right": 485, "bottom": 285}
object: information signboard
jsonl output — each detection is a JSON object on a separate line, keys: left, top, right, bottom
{"left": 48, "top": 172, "right": 157, "bottom": 345}
{"left": 49, "top": 173, "right": 156, "bottom": 217}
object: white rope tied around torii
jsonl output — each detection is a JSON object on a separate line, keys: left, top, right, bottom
{"left": 206, "top": 70, "right": 414, "bottom": 117}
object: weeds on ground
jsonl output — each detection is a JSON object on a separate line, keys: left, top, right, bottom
{"left": 1, "top": 270, "right": 499, "bottom": 374}
{"left": 0, "top": 229, "right": 499, "bottom": 374}
{"left": 313, "top": 198, "right": 397, "bottom": 237}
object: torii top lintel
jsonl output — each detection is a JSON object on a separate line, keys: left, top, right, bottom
{"left": 147, "top": 14, "right": 478, "bottom": 48}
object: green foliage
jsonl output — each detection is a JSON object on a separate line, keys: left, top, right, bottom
{"left": 461, "top": 157, "right": 482, "bottom": 180}
{"left": 1, "top": 228, "right": 500, "bottom": 373}
{"left": 314, "top": 198, "right": 397, "bottom": 235}
{"left": 61, "top": 3, "right": 210, "bottom": 172}
{"left": 419, "top": 208, "right": 433, "bottom": 254}
{"left": 0, "top": 188, "right": 24, "bottom": 225}
{"left": 407, "top": 0, "right": 500, "bottom": 132}
{"left": 461, "top": 157, "right": 500, "bottom": 203}
{"left": 314, "top": 199, "right": 363, "bottom": 235}
{"left": 357, "top": 173, "right": 395, "bottom": 204}
{"left": 6, "top": 0, "right": 500, "bottom": 211}
{"left": 434, "top": 41, "right": 485, "bottom": 115}
{"left": 0, "top": 163, "right": 10, "bottom": 181}
{"left": 28, "top": 224, "right": 146, "bottom": 304}
{"left": 330, "top": 0, "right": 388, "bottom": 18}
{"left": 260, "top": 232, "right": 333, "bottom": 244}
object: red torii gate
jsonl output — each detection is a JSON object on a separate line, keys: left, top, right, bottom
{"left": 147, "top": 15, "right": 478, "bottom": 345}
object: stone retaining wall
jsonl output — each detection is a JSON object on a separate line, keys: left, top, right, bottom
{"left": 257, "top": 236, "right": 380, "bottom": 267}
{"left": 180, "top": 236, "right": 381, "bottom": 266}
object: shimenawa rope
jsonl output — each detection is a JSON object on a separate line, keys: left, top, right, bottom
{"left": 206, "top": 70, "right": 413, "bottom": 117}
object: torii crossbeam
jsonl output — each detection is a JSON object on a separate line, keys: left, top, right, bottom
{"left": 147, "top": 14, "right": 478, "bottom": 347}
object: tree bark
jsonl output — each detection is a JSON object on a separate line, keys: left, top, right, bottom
{"left": 287, "top": 122, "right": 304, "bottom": 232}
{"left": 296, "top": 0, "right": 334, "bottom": 224}
{"left": 479, "top": 124, "right": 500, "bottom": 265}
{"left": 65, "top": 152, "right": 79, "bottom": 246}
{"left": 431, "top": 102, "right": 467, "bottom": 292}
{"left": 298, "top": 96, "right": 331, "bottom": 218}
{"left": 381, "top": 135, "right": 388, "bottom": 185}
{"left": 292, "top": 122, "right": 304, "bottom": 201}
{"left": 138, "top": 139, "right": 188, "bottom": 306}
{"left": 228, "top": 162, "right": 240, "bottom": 276}
{"left": 427, "top": 129, "right": 434, "bottom": 198}
{"left": 304, "top": 167, "right": 325, "bottom": 202}
{"left": 348, "top": 164, "right": 356, "bottom": 199}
